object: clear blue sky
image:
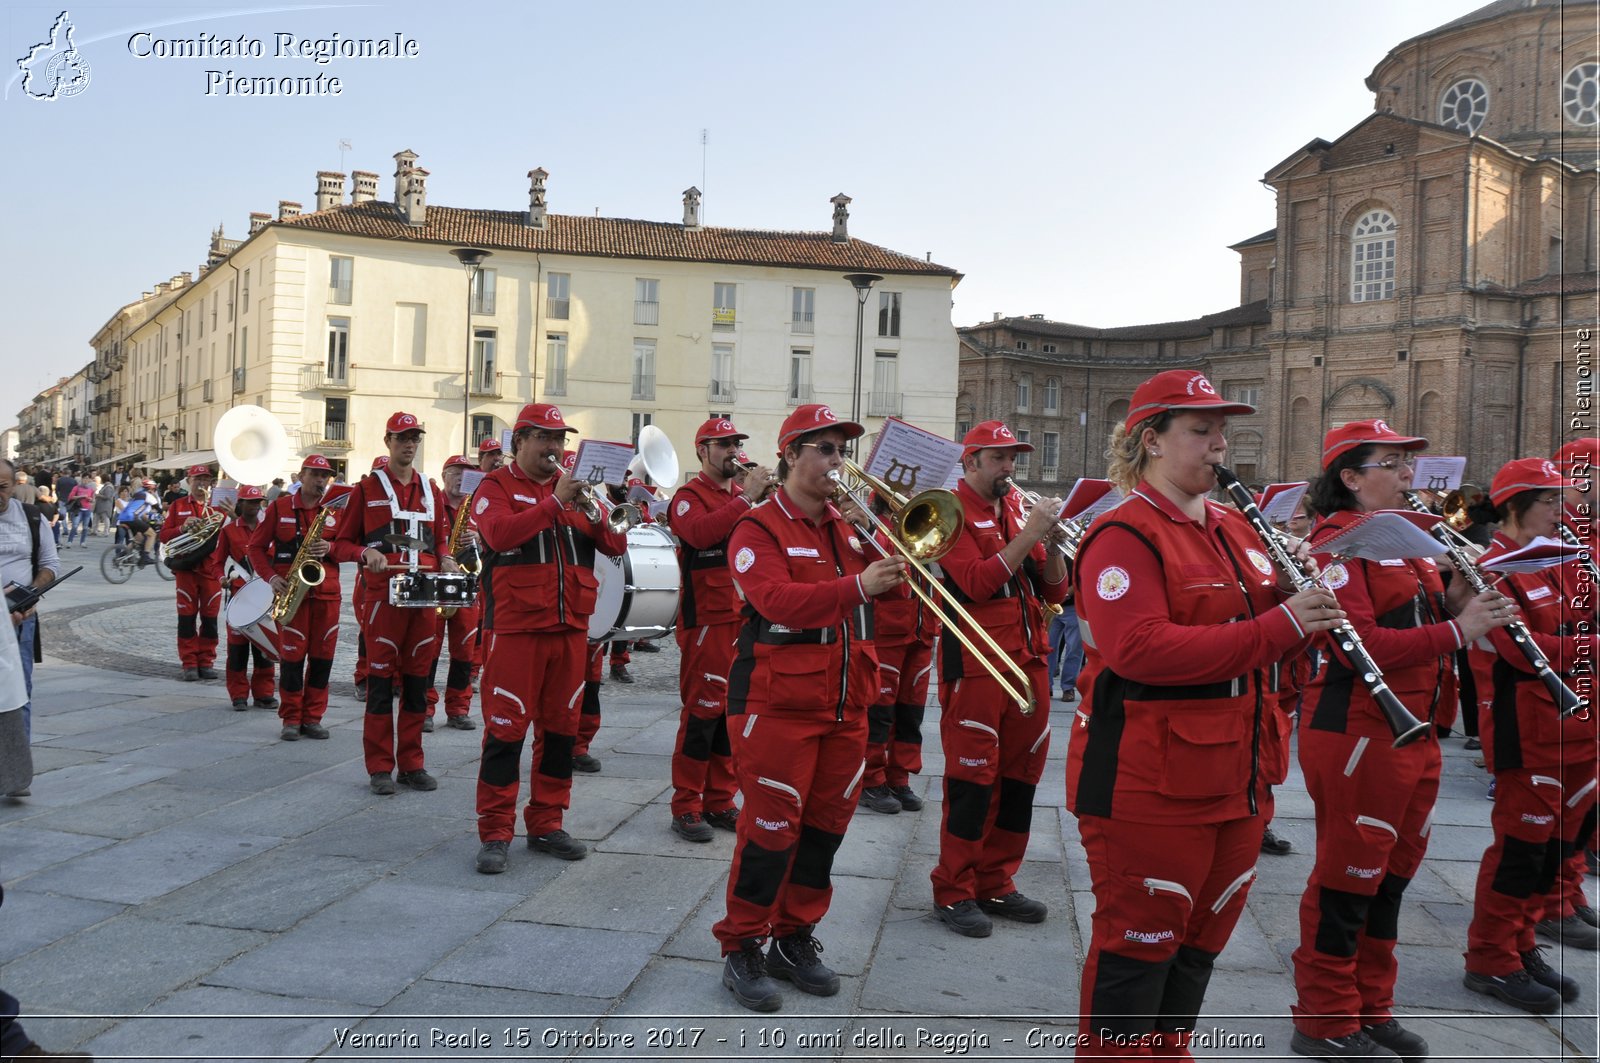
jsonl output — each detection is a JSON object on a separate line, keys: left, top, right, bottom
{"left": 2, "top": 0, "right": 1476, "bottom": 408}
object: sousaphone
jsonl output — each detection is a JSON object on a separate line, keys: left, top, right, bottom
{"left": 214, "top": 404, "right": 291, "bottom": 487}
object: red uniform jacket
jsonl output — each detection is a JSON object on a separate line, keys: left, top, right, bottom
{"left": 935, "top": 478, "right": 1068, "bottom": 681}
{"left": 1474, "top": 531, "right": 1598, "bottom": 771}
{"left": 670, "top": 472, "right": 753, "bottom": 628}
{"left": 473, "top": 461, "right": 628, "bottom": 633}
{"left": 159, "top": 494, "right": 224, "bottom": 579}
{"left": 219, "top": 516, "right": 261, "bottom": 593}
{"left": 248, "top": 490, "right": 348, "bottom": 601}
{"left": 329, "top": 469, "right": 450, "bottom": 592}
{"left": 1068, "top": 486, "right": 1309, "bottom": 823}
{"left": 725, "top": 488, "right": 880, "bottom": 722}
{"left": 1302, "top": 510, "right": 1462, "bottom": 739}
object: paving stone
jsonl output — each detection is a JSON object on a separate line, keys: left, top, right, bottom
{"left": 81, "top": 986, "right": 356, "bottom": 1063}
{"left": 507, "top": 850, "right": 724, "bottom": 934}
{"left": 429, "top": 921, "right": 664, "bottom": 998}
{"left": 13, "top": 760, "right": 176, "bottom": 807}
{"left": 136, "top": 848, "right": 388, "bottom": 932}
{"left": 177, "top": 750, "right": 339, "bottom": 791}
{"left": 0, "top": 888, "right": 124, "bottom": 964}
{"left": 102, "top": 733, "right": 262, "bottom": 770}
{"left": 294, "top": 804, "right": 474, "bottom": 863}
{"left": 29, "top": 704, "right": 165, "bottom": 737}
{"left": 20, "top": 780, "right": 234, "bottom": 840}
{"left": 0, "top": 824, "right": 115, "bottom": 878}
{"left": 186, "top": 770, "right": 374, "bottom": 837}
{"left": 18, "top": 827, "right": 283, "bottom": 903}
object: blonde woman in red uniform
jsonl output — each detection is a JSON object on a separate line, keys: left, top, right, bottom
{"left": 1069, "top": 370, "right": 1342, "bottom": 1058}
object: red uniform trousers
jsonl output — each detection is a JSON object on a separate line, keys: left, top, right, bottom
{"left": 224, "top": 630, "right": 275, "bottom": 702}
{"left": 929, "top": 660, "right": 1051, "bottom": 908}
{"left": 174, "top": 570, "right": 222, "bottom": 669}
{"left": 276, "top": 597, "right": 340, "bottom": 728}
{"left": 671, "top": 621, "right": 740, "bottom": 817}
{"left": 351, "top": 578, "right": 370, "bottom": 686}
{"left": 1467, "top": 764, "right": 1599, "bottom": 975}
{"left": 425, "top": 604, "right": 480, "bottom": 720}
{"left": 575, "top": 641, "right": 604, "bottom": 756}
{"left": 864, "top": 638, "right": 931, "bottom": 790}
{"left": 477, "top": 629, "right": 587, "bottom": 840}
{"left": 360, "top": 582, "right": 439, "bottom": 775}
{"left": 1291, "top": 728, "right": 1440, "bottom": 1038}
{"left": 711, "top": 704, "right": 869, "bottom": 950}
{"left": 1077, "top": 813, "right": 1265, "bottom": 1058}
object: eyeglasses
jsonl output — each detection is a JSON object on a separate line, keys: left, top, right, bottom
{"left": 798, "top": 442, "right": 850, "bottom": 458}
{"left": 1355, "top": 456, "right": 1416, "bottom": 471}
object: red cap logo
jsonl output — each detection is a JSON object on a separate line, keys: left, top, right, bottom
{"left": 386, "top": 412, "right": 424, "bottom": 435}
{"left": 236, "top": 484, "right": 266, "bottom": 501}
{"left": 302, "top": 454, "right": 333, "bottom": 472}
{"left": 815, "top": 406, "right": 837, "bottom": 424}
{"left": 186, "top": 465, "right": 213, "bottom": 479}
{"left": 478, "top": 438, "right": 503, "bottom": 454}
{"left": 1191, "top": 375, "right": 1216, "bottom": 396}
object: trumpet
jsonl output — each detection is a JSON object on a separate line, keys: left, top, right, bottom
{"left": 1004, "top": 478, "right": 1095, "bottom": 561}
{"left": 829, "top": 462, "right": 1038, "bottom": 716}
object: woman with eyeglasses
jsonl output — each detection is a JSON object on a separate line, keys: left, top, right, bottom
{"left": 1290, "top": 419, "right": 1515, "bottom": 1062}
{"left": 1462, "top": 458, "right": 1597, "bottom": 1013}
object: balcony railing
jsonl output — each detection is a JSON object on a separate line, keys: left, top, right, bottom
{"left": 202, "top": 379, "right": 214, "bottom": 402}
{"left": 1040, "top": 465, "right": 1059, "bottom": 481}
{"left": 329, "top": 283, "right": 352, "bottom": 306}
{"left": 707, "top": 381, "right": 737, "bottom": 404}
{"left": 631, "top": 373, "right": 656, "bottom": 401}
{"left": 177, "top": 387, "right": 187, "bottom": 409}
{"left": 785, "top": 383, "right": 814, "bottom": 407}
{"left": 316, "top": 420, "right": 352, "bottom": 450}
{"left": 867, "top": 391, "right": 903, "bottom": 418}
{"left": 546, "top": 296, "right": 570, "bottom": 319}
{"left": 634, "top": 300, "right": 659, "bottom": 326}
{"left": 791, "top": 316, "right": 814, "bottom": 334}
{"left": 302, "top": 364, "right": 353, "bottom": 391}
{"left": 469, "top": 374, "right": 501, "bottom": 398}
{"left": 232, "top": 367, "right": 246, "bottom": 394}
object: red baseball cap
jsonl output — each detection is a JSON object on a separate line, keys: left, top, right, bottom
{"left": 236, "top": 484, "right": 266, "bottom": 501}
{"left": 385, "top": 411, "right": 424, "bottom": 435}
{"left": 514, "top": 403, "right": 574, "bottom": 433}
{"left": 444, "top": 454, "right": 475, "bottom": 471}
{"left": 776, "top": 403, "right": 863, "bottom": 454}
{"left": 695, "top": 416, "right": 748, "bottom": 444}
{"left": 1320, "top": 418, "right": 1428, "bottom": 469}
{"left": 478, "top": 438, "right": 503, "bottom": 455}
{"left": 302, "top": 454, "right": 334, "bottom": 472}
{"left": 1554, "top": 438, "right": 1599, "bottom": 472}
{"left": 142, "top": 479, "right": 156, "bottom": 489}
{"left": 1125, "top": 370, "right": 1253, "bottom": 431}
{"left": 1489, "top": 457, "right": 1581, "bottom": 506}
{"left": 559, "top": 449, "right": 578, "bottom": 473}
{"left": 735, "top": 449, "right": 757, "bottom": 468}
{"left": 186, "top": 464, "right": 213, "bottom": 479}
{"left": 961, "top": 420, "right": 1033, "bottom": 456}
{"left": 371, "top": 455, "right": 390, "bottom": 471}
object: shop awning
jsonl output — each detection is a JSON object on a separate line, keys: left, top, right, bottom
{"left": 89, "top": 450, "right": 146, "bottom": 468}
{"left": 144, "top": 448, "right": 218, "bottom": 472}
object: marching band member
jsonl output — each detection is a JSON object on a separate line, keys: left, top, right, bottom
{"left": 666, "top": 417, "right": 777, "bottom": 842}
{"left": 930, "top": 420, "right": 1067, "bottom": 938}
{"left": 249, "top": 456, "right": 346, "bottom": 742}
{"left": 470, "top": 404, "right": 628, "bottom": 873}
{"left": 351, "top": 454, "right": 390, "bottom": 702}
{"left": 1464, "top": 457, "right": 1596, "bottom": 1012}
{"left": 478, "top": 437, "right": 505, "bottom": 473}
{"left": 160, "top": 464, "right": 226, "bottom": 681}
{"left": 1067, "top": 371, "right": 1340, "bottom": 1058}
{"left": 423, "top": 454, "right": 481, "bottom": 732}
{"left": 1291, "top": 419, "right": 1512, "bottom": 1061}
{"left": 330, "top": 415, "right": 455, "bottom": 793}
{"left": 219, "top": 484, "right": 275, "bottom": 711}
{"left": 713, "top": 404, "right": 904, "bottom": 1012}
{"left": 860, "top": 492, "right": 939, "bottom": 815}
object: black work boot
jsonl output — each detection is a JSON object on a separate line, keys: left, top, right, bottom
{"left": 722, "top": 939, "right": 781, "bottom": 1012}
{"left": 767, "top": 929, "right": 840, "bottom": 996}
{"left": 1521, "top": 946, "right": 1580, "bottom": 1002}
{"left": 1360, "top": 1017, "right": 1428, "bottom": 1062}
{"left": 1289, "top": 1028, "right": 1392, "bottom": 1059}
{"left": 1463, "top": 967, "right": 1561, "bottom": 1013}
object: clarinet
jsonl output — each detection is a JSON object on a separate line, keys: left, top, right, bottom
{"left": 1403, "top": 491, "right": 1585, "bottom": 718}
{"left": 1214, "top": 466, "right": 1430, "bottom": 748}
{"left": 1557, "top": 521, "right": 1600, "bottom": 586}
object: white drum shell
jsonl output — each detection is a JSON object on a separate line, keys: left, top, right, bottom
{"left": 225, "top": 578, "right": 281, "bottom": 661}
{"left": 589, "top": 524, "right": 681, "bottom": 642}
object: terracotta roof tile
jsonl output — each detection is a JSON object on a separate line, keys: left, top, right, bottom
{"left": 960, "top": 300, "right": 1269, "bottom": 342}
{"left": 273, "top": 201, "right": 961, "bottom": 279}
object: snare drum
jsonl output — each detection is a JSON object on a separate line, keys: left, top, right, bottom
{"left": 589, "top": 524, "right": 682, "bottom": 642}
{"left": 389, "top": 571, "right": 478, "bottom": 609}
{"left": 225, "top": 578, "right": 282, "bottom": 662}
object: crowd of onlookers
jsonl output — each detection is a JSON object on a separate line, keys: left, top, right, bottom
{"left": 2, "top": 463, "right": 182, "bottom": 549}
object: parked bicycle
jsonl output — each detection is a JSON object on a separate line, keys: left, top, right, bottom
{"left": 101, "top": 520, "right": 173, "bottom": 584}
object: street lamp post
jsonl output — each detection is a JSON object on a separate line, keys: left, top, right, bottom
{"left": 157, "top": 422, "right": 170, "bottom": 460}
{"left": 450, "top": 247, "right": 493, "bottom": 457}
{"left": 843, "top": 273, "right": 883, "bottom": 426}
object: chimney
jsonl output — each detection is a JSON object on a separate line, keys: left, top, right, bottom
{"left": 830, "top": 193, "right": 852, "bottom": 243}
{"left": 992, "top": 312, "right": 1002, "bottom": 322}
{"left": 682, "top": 186, "right": 702, "bottom": 230}
{"left": 403, "top": 166, "right": 428, "bottom": 227}
{"left": 526, "top": 167, "right": 548, "bottom": 228}
{"left": 177, "top": 272, "right": 192, "bottom": 288}
{"left": 154, "top": 281, "right": 170, "bottom": 295}
{"left": 278, "top": 200, "right": 302, "bottom": 221}
{"left": 315, "top": 170, "right": 346, "bottom": 211}
{"left": 351, "top": 170, "right": 378, "bottom": 204}
{"left": 249, "top": 211, "right": 271, "bottom": 234}
{"left": 392, "top": 149, "right": 418, "bottom": 213}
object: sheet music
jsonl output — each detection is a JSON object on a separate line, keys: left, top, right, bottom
{"left": 570, "top": 439, "right": 635, "bottom": 486}
{"left": 1315, "top": 510, "right": 1447, "bottom": 561}
{"left": 1062, "top": 479, "right": 1122, "bottom": 521}
{"left": 499, "top": 428, "right": 513, "bottom": 455}
{"left": 1480, "top": 535, "right": 1582, "bottom": 573}
{"left": 1411, "top": 456, "right": 1467, "bottom": 493}
{"left": 863, "top": 416, "right": 966, "bottom": 498}
{"left": 460, "top": 469, "right": 486, "bottom": 496}
{"left": 1258, "top": 482, "right": 1309, "bottom": 524}
{"left": 208, "top": 485, "right": 239, "bottom": 508}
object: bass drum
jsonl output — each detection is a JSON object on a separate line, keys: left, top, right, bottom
{"left": 589, "top": 524, "right": 681, "bottom": 643}
{"left": 225, "top": 578, "right": 281, "bottom": 662}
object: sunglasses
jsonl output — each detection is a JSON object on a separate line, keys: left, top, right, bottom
{"left": 1355, "top": 455, "right": 1416, "bottom": 471}
{"left": 798, "top": 442, "right": 850, "bottom": 458}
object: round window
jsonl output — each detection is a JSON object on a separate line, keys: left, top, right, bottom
{"left": 1564, "top": 63, "right": 1600, "bottom": 126}
{"left": 1439, "top": 78, "right": 1489, "bottom": 134}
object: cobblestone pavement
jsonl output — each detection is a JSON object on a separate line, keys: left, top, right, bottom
{"left": 1, "top": 560, "right": 1596, "bottom": 1061}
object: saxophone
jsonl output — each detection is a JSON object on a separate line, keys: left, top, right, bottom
{"left": 269, "top": 498, "right": 341, "bottom": 623}
{"left": 438, "top": 494, "right": 481, "bottom": 618}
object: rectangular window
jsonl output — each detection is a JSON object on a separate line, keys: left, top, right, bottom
{"left": 546, "top": 272, "right": 570, "bottom": 319}
{"left": 791, "top": 288, "right": 815, "bottom": 333}
{"left": 471, "top": 414, "right": 495, "bottom": 447}
{"left": 710, "top": 343, "right": 735, "bottom": 402}
{"left": 1043, "top": 377, "right": 1059, "bottom": 414}
{"left": 1015, "top": 430, "right": 1031, "bottom": 474}
{"left": 1042, "top": 432, "right": 1060, "bottom": 479}
{"left": 196, "top": 304, "right": 204, "bottom": 339}
{"left": 472, "top": 328, "right": 497, "bottom": 394}
{"left": 1042, "top": 343, "right": 1057, "bottom": 354}
{"left": 632, "top": 339, "right": 656, "bottom": 400}
{"left": 471, "top": 267, "right": 496, "bottom": 314}
{"left": 326, "top": 317, "right": 350, "bottom": 382}
{"left": 788, "top": 349, "right": 812, "bottom": 405}
{"left": 545, "top": 332, "right": 568, "bottom": 396}
{"left": 210, "top": 292, "right": 218, "bottom": 330}
{"left": 329, "top": 256, "right": 353, "bottom": 305}
{"left": 631, "top": 412, "right": 653, "bottom": 448}
{"left": 325, "top": 397, "right": 349, "bottom": 443}
{"left": 242, "top": 269, "right": 250, "bottom": 311}
{"left": 1016, "top": 340, "right": 1030, "bottom": 351}
{"left": 877, "top": 291, "right": 901, "bottom": 338}
{"left": 1017, "top": 374, "right": 1032, "bottom": 411}
{"left": 870, "top": 352, "right": 899, "bottom": 416}
{"left": 634, "top": 278, "right": 659, "bottom": 326}
{"left": 1228, "top": 385, "right": 1262, "bottom": 407}
{"left": 713, "top": 282, "right": 737, "bottom": 330}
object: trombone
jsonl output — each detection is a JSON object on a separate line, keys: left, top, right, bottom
{"left": 829, "top": 461, "right": 1039, "bottom": 716}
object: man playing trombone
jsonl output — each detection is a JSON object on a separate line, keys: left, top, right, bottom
{"left": 930, "top": 421, "right": 1069, "bottom": 938}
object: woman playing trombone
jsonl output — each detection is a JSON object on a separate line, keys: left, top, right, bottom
{"left": 1067, "top": 370, "right": 1343, "bottom": 1058}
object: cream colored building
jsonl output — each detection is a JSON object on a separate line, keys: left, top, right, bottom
{"left": 82, "top": 156, "right": 961, "bottom": 483}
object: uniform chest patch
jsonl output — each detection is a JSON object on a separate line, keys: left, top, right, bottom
{"left": 787, "top": 546, "right": 819, "bottom": 558}
{"left": 1247, "top": 549, "right": 1274, "bottom": 577}
{"left": 734, "top": 547, "right": 755, "bottom": 573}
{"left": 848, "top": 535, "right": 862, "bottom": 553}
{"left": 475, "top": 496, "right": 490, "bottom": 515}
{"left": 676, "top": 499, "right": 690, "bottom": 517}
{"left": 1526, "top": 584, "right": 1554, "bottom": 601}
{"left": 1322, "top": 563, "right": 1349, "bottom": 589}
{"left": 1096, "top": 566, "right": 1130, "bottom": 601}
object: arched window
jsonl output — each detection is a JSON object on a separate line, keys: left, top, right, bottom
{"left": 1351, "top": 210, "right": 1397, "bottom": 303}
{"left": 1565, "top": 62, "right": 1600, "bottom": 126}
{"left": 1439, "top": 78, "right": 1489, "bottom": 134}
